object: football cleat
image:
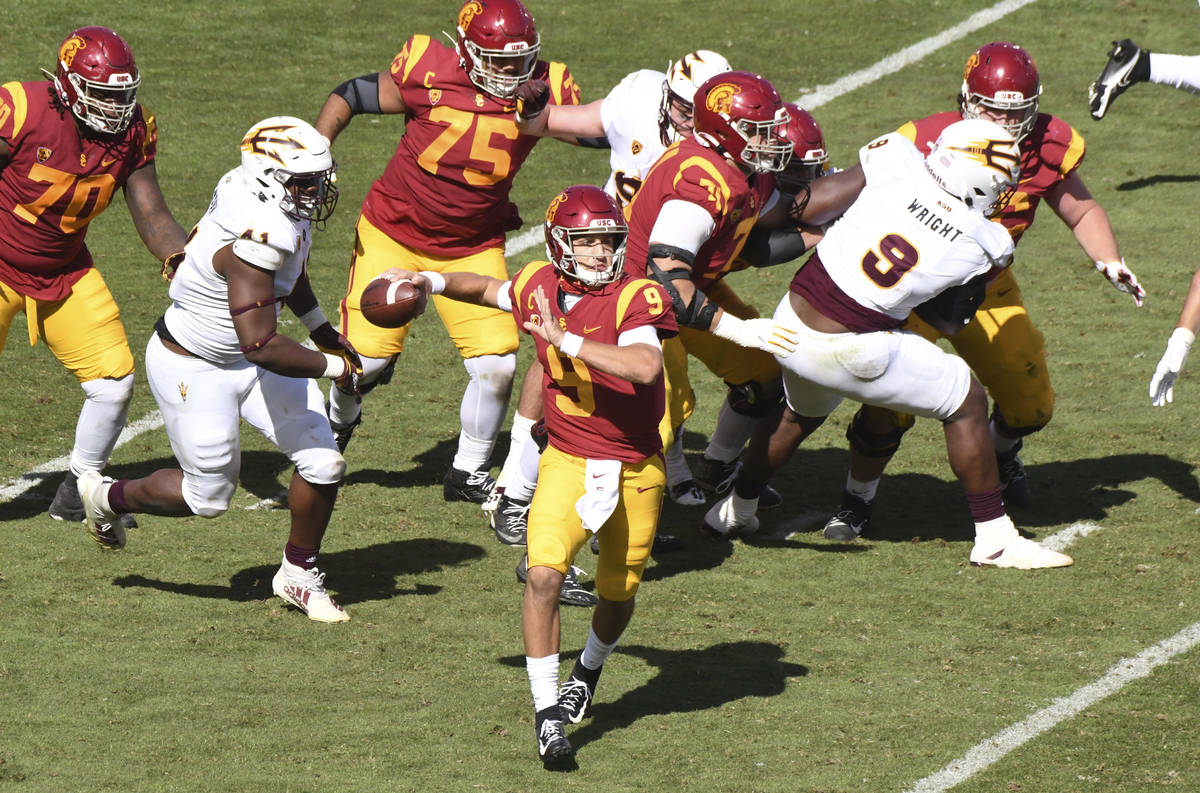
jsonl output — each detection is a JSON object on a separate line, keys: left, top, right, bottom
{"left": 969, "top": 535, "right": 1073, "bottom": 570}
{"left": 1089, "top": 39, "right": 1147, "bottom": 120}
{"left": 692, "top": 455, "right": 740, "bottom": 496}
{"left": 272, "top": 561, "right": 349, "bottom": 622}
{"left": 701, "top": 494, "right": 759, "bottom": 538}
{"left": 480, "top": 484, "right": 504, "bottom": 516}
{"left": 534, "top": 706, "right": 576, "bottom": 772}
{"left": 996, "top": 440, "right": 1031, "bottom": 509}
{"left": 589, "top": 531, "right": 683, "bottom": 554}
{"left": 49, "top": 472, "right": 84, "bottom": 522}
{"left": 443, "top": 466, "right": 496, "bottom": 504}
{"left": 758, "top": 484, "right": 783, "bottom": 510}
{"left": 515, "top": 556, "right": 598, "bottom": 607}
{"left": 558, "top": 659, "right": 601, "bottom": 724}
{"left": 490, "top": 493, "right": 530, "bottom": 545}
{"left": 77, "top": 471, "right": 126, "bottom": 550}
{"left": 667, "top": 479, "right": 706, "bottom": 506}
{"left": 328, "top": 412, "right": 361, "bottom": 454}
{"left": 823, "top": 491, "right": 873, "bottom": 541}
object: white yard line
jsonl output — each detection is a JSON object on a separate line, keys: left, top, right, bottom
{"left": 902, "top": 620, "right": 1200, "bottom": 793}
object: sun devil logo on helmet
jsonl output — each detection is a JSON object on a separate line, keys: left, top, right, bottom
{"left": 458, "top": 1, "right": 484, "bottom": 30}
{"left": 948, "top": 138, "right": 1021, "bottom": 177}
{"left": 59, "top": 36, "right": 86, "bottom": 68}
{"left": 705, "top": 83, "right": 741, "bottom": 116}
{"left": 242, "top": 124, "right": 305, "bottom": 166}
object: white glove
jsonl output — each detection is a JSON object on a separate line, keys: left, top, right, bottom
{"left": 1149, "top": 327, "right": 1195, "bottom": 406}
{"left": 710, "top": 313, "right": 798, "bottom": 357}
{"left": 1095, "top": 259, "right": 1145, "bottom": 307}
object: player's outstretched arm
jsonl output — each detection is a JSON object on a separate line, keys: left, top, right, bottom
{"left": 124, "top": 162, "right": 187, "bottom": 264}
{"left": 317, "top": 69, "right": 407, "bottom": 143}
{"left": 1149, "top": 266, "right": 1200, "bottom": 406}
{"left": 382, "top": 268, "right": 507, "bottom": 310}
{"left": 1047, "top": 171, "right": 1145, "bottom": 306}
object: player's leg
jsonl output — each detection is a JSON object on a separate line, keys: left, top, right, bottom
{"left": 246, "top": 371, "right": 349, "bottom": 623}
{"left": 490, "top": 359, "right": 543, "bottom": 510}
{"left": 38, "top": 270, "right": 137, "bottom": 528}
{"left": 822, "top": 404, "right": 912, "bottom": 540}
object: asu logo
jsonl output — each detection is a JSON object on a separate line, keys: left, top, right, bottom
{"left": 705, "top": 82, "right": 741, "bottom": 115}
{"left": 630, "top": 140, "right": 642, "bottom": 156}
{"left": 429, "top": 88, "right": 442, "bottom": 105}
{"left": 178, "top": 382, "right": 188, "bottom": 402}
{"left": 241, "top": 124, "right": 304, "bottom": 166}
{"left": 59, "top": 36, "right": 86, "bottom": 68}
{"left": 458, "top": 1, "right": 484, "bottom": 30}
{"left": 36, "top": 147, "right": 52, "bottom": 163}
{"left": 545, "top": 190, "right": 568, "bottom": 223}
{"left": 948, "top": 138, "right": 1021, "bottom": 177}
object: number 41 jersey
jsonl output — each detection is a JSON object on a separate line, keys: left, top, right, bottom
{"left": 811, "top": 132, "right": 1014, "bottom": 324}
{"left": 509, "top": 261, "right": 677, "bottom": 463}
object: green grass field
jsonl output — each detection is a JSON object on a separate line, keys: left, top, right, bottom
{"left": 2, "top": 1, "right": 1198, "bottom": 790}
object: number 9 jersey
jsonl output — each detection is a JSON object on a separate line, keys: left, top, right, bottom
{"left": 0, "top": 80, "right": 156, "bottom": 301}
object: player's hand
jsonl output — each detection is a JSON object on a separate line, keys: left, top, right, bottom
{"left": 380, "top": 267, "right": 433, "bottom": 299}
{"left": 161, "top": 250, "right": 185, "bottom": 281}
{"left": 1095, "top": 259, "right": 1145, "bottom": 307}
{"left": 311, "top": 323, "right": 363, "bottom": 394}
{"left": 522, "top": 285, "right": 565, "bottom": 347}
{"left": 711, "top": 314, "right": 798, "bottom": 358}
{"left": 1149, "top": 327, "right": 1194, "bottom": 407}
{"left": 514, "top": 79, "right": 550, "bottom": 122}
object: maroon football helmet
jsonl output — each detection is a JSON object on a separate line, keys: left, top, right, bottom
{"left": 44, "top": 26, "right": 140, "bottom": 135}
{"left": 544, "top": 185, "right": 628, "bottom": 287}
{"left": 454, "top": 0, "right": 540, "bottom": 99}
{"left": 693, "top": 71, "right": 792, "bottom": 173}
{"left": 777, "top": 103, "right": 829, "bottom": 194}
{"left": 959, "top": 41, "right": 1041, "bottom": 143}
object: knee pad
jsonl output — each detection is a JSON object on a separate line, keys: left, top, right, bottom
{"left": 846, "top": 405, "right": 911, "bottom": 459}
{"left": 990, "top": 406, "right": 1048, "bottom": 440}
{"left": 464, "top": 352, "right": 517, "bottom": 394}
{"left": 182, "top": 473, "right": 236, "bottom": 518}
{"left": 725, "top": 378, "right": 783, "bottom": 418}
{"left": 295, "top": 446, "right": 347, "bottom": 486}
{"left": 357, "top": 354, "right": 396, "bottom": 396}
{"left": 81, "top": 372, "right": 135, "bottom": 404}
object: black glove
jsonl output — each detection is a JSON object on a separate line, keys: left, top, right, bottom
{"left": 514, "top": 79, "right": 550, "bottom": 122}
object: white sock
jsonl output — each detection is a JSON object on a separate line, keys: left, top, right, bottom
{"left": 525, "top": 653, "right": 560, "bottom": 712}
{"left": 451, "top": 429, "right": 495, "bottom": 474}
{"left": 846, "top": 475, "right": 879, "bottom": 503}
{"left": 70, "top": 374, "right": 134, "bottom": 476}
{"left": 1149, "top": 53, "right": 1200, "bottom": 94}
{"left": 495, "top": 412, "right": 536, "bottom": 490}
{"left": 704, "top": 401, "right": 756, "bottom": 462}
{"left": 454, "top": 354, "right": 516, "bottom": 471}
{"left": 974, "top": 514, "right": 1017, "bottom": 547}
{"left": 664, "top": 428, "right": 693, "bottom": 486}
{"left": 506, "top": 439, "right": 540, "bottom": 503}
{"left": 730, "top": 490, "right": 759, "bottom": 521}
{"left": 579, "top": 627, "right": 618, "bottom": 671}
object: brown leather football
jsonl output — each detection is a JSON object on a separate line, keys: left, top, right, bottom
{"left": 360, "top": 278, "right": 423, "bottom": 328}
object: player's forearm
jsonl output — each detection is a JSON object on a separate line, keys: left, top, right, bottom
{"left": 1176, "top": 267, "right": 1200, "bottom": 334}
{"left": 1070, "top": 201, "right": 1121, "bottom": 263}
{"left": 561, "top": 339, "right": 663, "bottom": 385}
{"left": 242, "top": 334, "right": 330, "bottom": 379}
{"left": 440, "top": 271, "right": 504, "bottom": 309}
{"left": 797, "top": 164, "right": 864, "bottom": 226}
{"left": 315, "top": 93, "right": 354, "bottom": 143}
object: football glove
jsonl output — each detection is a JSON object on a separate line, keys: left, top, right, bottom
{"left": 514, "top": 79, "right": 550, "bottom": 122}
{"left": 1095, "top": 259, "right": 1145, "bottom": 307}
{"left": 161, "top": 250, "right": 185, "bottom": 281}
{"left": 710, "top": 314, "right": 798, "bottom": 358}
{"left": 1149, "top": 327, "right": 1194, "bottom": 407}
{"left": 311, "top": 324, "right": 363, "bottom": 395}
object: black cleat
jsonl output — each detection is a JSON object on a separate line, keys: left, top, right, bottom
{"left": 1089, "top": 39, "right": 1148, "bottom": 120}
{"left": 329, "top": 413, "right": 361, "bottom": 454}
{"left": 443, "top": 466, "right": 496, "bottom": 504}
{"left": 516, "top": 556, "right": 598, "bottom": 607}
{"left": 758, "top": 483, "right": 783, "bottom": 510}
{"left": 997, "top": 440, "right": 1031, "bottom": 509}
{"left": 692, "top": 455, "right": 739, "bottom": 496}
{"left": 666, "top": 479, "right": 706, "bottom": 506}
{"left": 49, "top": 472, "right": 84, "bottom": 522}
{"left": 822, "top": 491, "right": 873, "bottom": 540}
{"left": 558, "top": 659, "right": 601, "bottom": 724}
{"left": 490, "top": 493, "right": 529, "bottom": 545}
{"left": 535, "top": 706, "right": 576, "bottom": 771}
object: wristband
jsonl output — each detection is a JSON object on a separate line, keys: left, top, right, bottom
{"left": 298, "top": 306, "right": 329, "bottom": 332}
{"left": 419, "top": 271, "right": 446, "bottom": 295}
{"left": 559, "top": 332, "right": 583, "bottom": 358}
{"left": 322, "top": 353, "right": 347, "bottom": 379}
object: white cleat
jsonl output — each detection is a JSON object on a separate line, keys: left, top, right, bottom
{"left": 77, "top": 471, "right": 126, "bottom": 550}
{"left": 701, "top": 494, "right": 759, "bottom": 537}
{"left": 272, "top": 561, "right": 350, "bottom": 622}
{"left": 970, "top": 535, "right": 1073, "bottom": 569}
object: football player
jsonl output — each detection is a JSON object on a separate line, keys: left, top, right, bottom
{"left": 1148, "top": 266, "right": 1200, "bottom": 406}
{"left": 0, "top": 27, "right": 186, "bottom": 528}
{"left": 704, "top": 119, "right": 1073, "bottom": 570}
{"left": 314, "top": 0, "right": 580, "bottom": 507}
{"left": 1089, "top": 40, "right": 1200, "bottom": 120}
{"left": 394, "top": 185, "right": 679, "bottom": 771}
{"left": 76, "top": 118, "right": 365, "bottom": 624}
{"left": 820, "top": 42, "right": 1144, "bottom": 541}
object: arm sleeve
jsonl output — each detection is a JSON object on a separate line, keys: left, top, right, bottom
{"left": 617, "top": 324, "right": 663, "bottom": 349}
{"left": 648, "top": 199, "right": 717, "bottom": 255}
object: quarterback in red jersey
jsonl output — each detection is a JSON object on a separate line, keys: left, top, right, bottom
{"left": 624, "top": 70, "right": 800, "bottom": 497}
{"left": 0, "top": 26, "right": 185, "bottom": 525}
{"left": 315, "top": 0, "right": 581, "bottom": 505}
{"left": 394, "top": 185, "right": 677, "bottom": 771}
{"left": 821, "top": 42, "right": 1144, "bottom": 542}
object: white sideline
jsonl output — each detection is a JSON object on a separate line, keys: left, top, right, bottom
{"left": 902, "top": 620, "right": 1200, "bottom": 793}
{"left": 2, "top": 0, "right": 1038, "bottom": 500}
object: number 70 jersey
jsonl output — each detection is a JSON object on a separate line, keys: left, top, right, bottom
{"left": 815, "top": 132, "right": 1014, "bottom": 322}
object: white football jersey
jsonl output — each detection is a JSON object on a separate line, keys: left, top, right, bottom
{"left": 164, "top": 167, "right": 312, "bottom": 364}
{"left": 816, "top": 132, "right": 1014, "bottom": 320}
{"left": 600, "top": 69, "right": 670, "bottom": 212}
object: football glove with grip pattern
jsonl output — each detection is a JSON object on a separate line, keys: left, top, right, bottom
{"left": 1095, "top": 258, "right": 1145, "bottom": 307}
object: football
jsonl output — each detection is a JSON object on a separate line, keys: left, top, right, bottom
{"left": 360, "top": 277, "right": 424, "bottom": 328}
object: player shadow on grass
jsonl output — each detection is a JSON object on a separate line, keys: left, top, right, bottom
{"left": 1116, "top": 173, "right": 1200, "bottom": 191}
{"left": 342, "top": 437, "right": 460, "bottom": 490}
{"left": 112, "top": 537, "right": 485, "bottom": 605}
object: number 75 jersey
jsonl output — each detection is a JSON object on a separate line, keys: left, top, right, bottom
{"left": 815, "top": 132, "right": 1014, "bottom": 322}
{"left": 0, "top": 81, "right": 156, "bottom": 301}
{"left": 509, "top": 261, "right": 678, "bottom": 463}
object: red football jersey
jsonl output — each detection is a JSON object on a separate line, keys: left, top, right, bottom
{"left": 624, "top": 138, "right": 776, "bottom": 292}
{"left": 0, "top": 80, "right": 157, "bottom": 301}
{"left": 509, "top": 261, "right": 677, "bottom": 463}
{"left": 362, "top": 35, "right": 581, "bottom": 258}
{"left": 899, "top": 111, "right": 1086, "bottom": 250}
